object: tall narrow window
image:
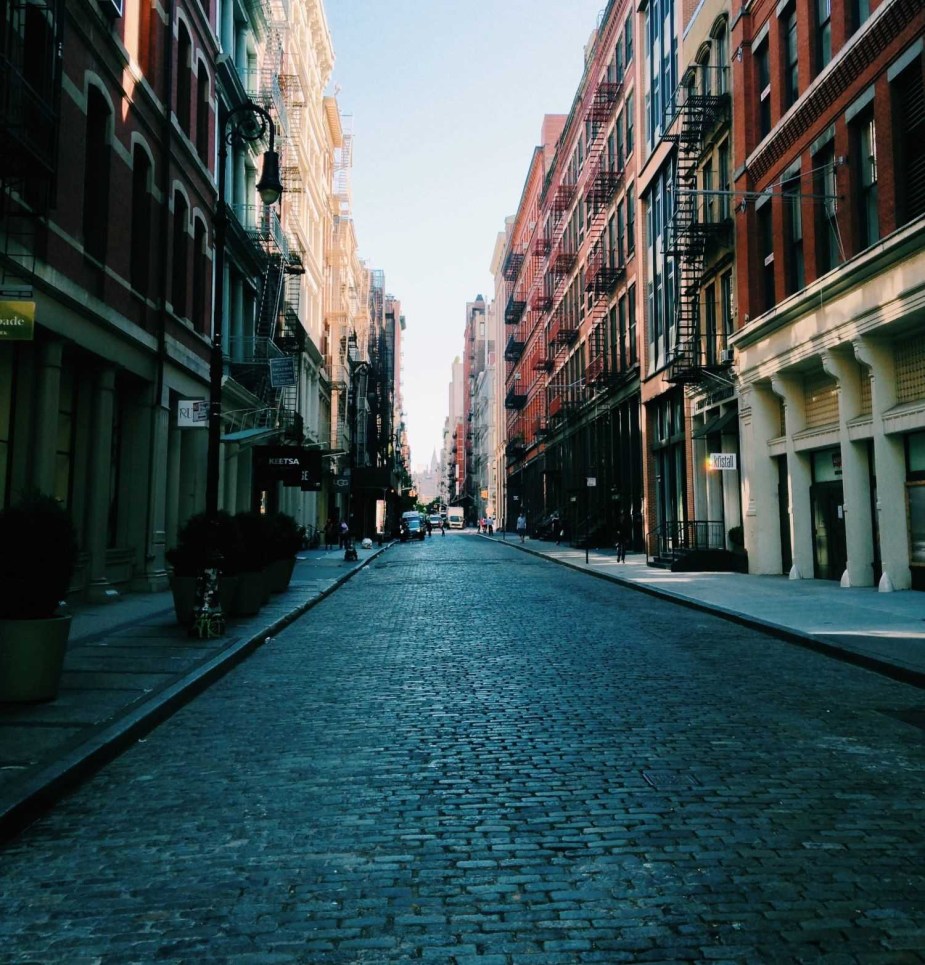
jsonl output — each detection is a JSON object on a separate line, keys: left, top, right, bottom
{"left": 851, "top": 0, "right": 870, "bottom": 33}
{"left": 783, "top": 175, "right": 804, "bottom": 294}
{"left": 627, "top": 185, "right": 636, "bottom": 254}
{"left": 628, "top": 282, "right": 637, "bottom": 364}
{"left": 618, "top": 296, "right": 627, "bottom": 371}
{"left": 191, "top": 217, "right": 207, "bottom": 331}
{"left": 83, "top": 87, "right": 111, "bottom": 263}
{"left": 702, "top": 158, "right": 714, "bottom": 224}
{"left": 172, "top": 191, "right": 189, "bottom": 318}
{"left": 616, "top": 200, "right": 625, "bottom": 264}
{"left": 714, "top": 25, "right": 728, "bottom": 94}
{"left": 176, "top": 23, "right": 192, "bottom": 136}
{"left": 816, "top": 0, "right": 832, "bottom": 72}
{"left": 196, "top": 67, "right": 210, "bottom": 161}
{"left": 782, "top": 5, "right": 799, "bottom": 110}
{"left": 757, "top": 201, "right": 775, "bottom": 312}
{"left": 131, "top": 146, "right": 152, "bottom": 295}
{"left": 855, "top": 111, "right": 879, "bottom": 249}
{"left": 718, "top": 140, "right": 730, "bottom": 220}
{"left": 892, "top": 62, "right": 925, "bottom": 226}
{"left": 814, "top": 143, "right": 841, "bottom": 273}
{"left": 625, "top": 15, "right": 633, "bottom": 64}
{"left": 720, "top": 270, "right": 733, "bottom": 339}
{"left": 756, "top": 39, "right": 771, "bottom": 139}
{"left": 615, "top": 111, "right": 624, "bottom": 169}
{"left": 704, "top": 282, "right": 717, "bottom": 366}
{"left": 625, "top": 91, "right": 634, "bottom": 155}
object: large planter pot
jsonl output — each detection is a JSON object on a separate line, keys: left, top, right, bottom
{"left": 265, "top": 557, "right": 296, "bottom": 593}
{"left": 0, "top": 615, "right": 72, "bottom": 703}
{"left": 233, "top": 571, "right": 265, "bottom": 616}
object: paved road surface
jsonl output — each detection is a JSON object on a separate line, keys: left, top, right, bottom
{"left": 2, "top": 535, "right": 924, "bottom": 963}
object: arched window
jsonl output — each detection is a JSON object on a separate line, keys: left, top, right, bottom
{"left": 176, "top": 23, "right": 192, "bottom": 136}
{"left": 172, "top": 190, "right": 189, "bottom": 318}
{"left": 83, "top": 86, "right": 111, "bottom": 263}
{"left": 131, "top": 145, "right": 153, "bottom": 295}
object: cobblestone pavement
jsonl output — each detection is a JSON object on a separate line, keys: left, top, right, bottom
{"left": 3, "top": 535, "right": 925, "bottom": 964}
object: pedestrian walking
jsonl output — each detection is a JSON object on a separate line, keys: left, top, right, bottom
{"left": 615, "top": 512, "right": 629, "bottom": 563}
{"left": 516, "top": 511, "right": 527, "bottom": 543}
{"left": 487, "top": 516, "right": 494, "bottom": 535}
{"left": 426, "top": 517, "right": 433, "bottom": 537}
{"left": 339, "top": 519, "right": 349, "bottom": 549}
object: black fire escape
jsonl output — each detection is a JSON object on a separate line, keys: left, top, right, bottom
{"left": 661, "top": 67, "right": 732, "bottom": 385}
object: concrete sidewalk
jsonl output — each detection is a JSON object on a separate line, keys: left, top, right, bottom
{"left": 491, "top": 533, "right": 925, "bottom": 688}
{"left": 0, "top": 544, "right": 385, "bottom": 841}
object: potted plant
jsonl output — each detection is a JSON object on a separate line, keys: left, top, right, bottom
{"left": 0, "top": 491, "right": 79, "bottom": 702}
{"left": 233, "top": 511, "right": 272, "bottom": 614}
{"left": 264, "top": 512, "right": 302, "bottom": 592}
{"left": 165, "top": 511, "right": 242, "bottom": 625}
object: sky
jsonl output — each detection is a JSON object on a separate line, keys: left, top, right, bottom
{"left": 324, "top": 1, "right": 608, "bottom": 469}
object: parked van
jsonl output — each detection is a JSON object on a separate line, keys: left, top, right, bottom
{"left": 446, "top": 507, "right": 465, "bottom": 529}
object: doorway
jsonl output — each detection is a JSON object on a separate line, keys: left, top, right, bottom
{"left": 811, "top": 481, "right": 847, "bottom": 581}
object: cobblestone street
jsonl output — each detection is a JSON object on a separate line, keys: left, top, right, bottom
{"left": 3, "top": 534, "right": 925, "bottom": 964}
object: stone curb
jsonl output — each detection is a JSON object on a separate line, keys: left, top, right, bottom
{"left": 490, "top": 535, "right": 925, "bottom": 691}
{"left": 0, "top": 544, "right": 390, "bottom": 844}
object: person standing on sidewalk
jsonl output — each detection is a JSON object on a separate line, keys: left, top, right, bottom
{"left": 615, "top": 513, "right": 630, "bottom": 563}
{"left": 516, "top": 512, "right": 527, "bottom": 543}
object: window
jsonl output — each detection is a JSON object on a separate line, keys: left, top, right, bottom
{"left": 615, "top": 300, "right": 625, "bottom": 372}
{"left": 82, "top": 87, "right": 111, "bottom": 263}
{"left": 704, "top": 282, "right": 717, "bottom": 365}
{"left": 757, "top": 201, "right": 775, "bottom": 312}
{"left": 816, "top": 0, "right": 832, "bottom": 72}
{"left": 782, "top": 5, "right": 799, "bottom": 110}
{"left": 718, "top": 140, "right": 730, "bottom": 220}
{"left": 176, "top": 23, "right": 192, "bottom": 136}
{"left": 892, "top": 61, "right": 925, "bottom": 226}
{"left": 783, "top": 175, "right": 804, "bottom": 294}
{"left": 854, "top": 111, "right": 879, "bottom": 249}
{"left": 131, "top": 146, "right": 152, "bottom": 295}
{"left": 756, "top": 38, "right": 771, "bottom": 139}
{"left": 625, "top": 15, "right": 633, "bottom": 65}
{"left": 814, "top": 142, "right": 841, "bottom": 273}
{"left": 172, "top": 190, "right": 189, "bottom": 318}
{"left": 851, "top": 0, "right": 870, "bottom": 33}
{"left": 615, "top": 111, "right": 624, "bottom": 168}
{"left": 616, "top": 200, "right": 625, "bottom": 263}
{"left": 191, "top": 217, "right": 207, "bottom": 332}
{"left": 627, "top": 185, "right": 636, "bottom": 253}
{"left": 702, "top": 158, "right": 714, "bottom": 224}
{"left": 645, "top": 0, "right": 675, "bottom": 148}
{"left": 720, "top": 270, "right": 733, "bottom": 338}
{"left": 645, "top": 165, "right": 675, "bottom": 366}
{"left": 196, "top": 67, "right": 210, "bottom": 160}
{"left": 714, "top": 25, "right": 728, "bottom": 94}
{"left": 625, "top": 91, "right": 634, "bottom": 155}
{"left": 628, "top": 282, "right": 638, "bottom": 364}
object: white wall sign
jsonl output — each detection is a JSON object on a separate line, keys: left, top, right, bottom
{"left": 178, "top": 399, "right": 208, "bottom": 427}
{"left": 709, "top": 452, "right": 737, "bottom": 471}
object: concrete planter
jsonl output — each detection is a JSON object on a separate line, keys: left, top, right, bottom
{"left": 0, "top": 615, "right": 72, "bottom": 702}
{"left": 233, "top": 571, "right": 265, "bottom": 616}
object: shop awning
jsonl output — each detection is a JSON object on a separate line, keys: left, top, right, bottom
{"left": 692, "top": 408, "right": 738, "bottom": 438}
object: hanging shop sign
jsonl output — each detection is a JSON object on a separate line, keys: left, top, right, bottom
{"left": 253, "top": 445, "right": 322, "bottom": 490}
{"left": 0, "top": 301, "right": 36, "bottom": 341}
{"left": 708, "top": 453, "right": 737, "bottom": 471}
{"left": 177, "top": 399, "right": 208, "bottom": 427}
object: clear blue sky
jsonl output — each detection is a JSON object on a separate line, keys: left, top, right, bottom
{"left": 325, "top": 1, "right": 608, "bottom": 467}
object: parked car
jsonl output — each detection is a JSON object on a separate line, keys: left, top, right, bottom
{"left": 400, "top": 514, "right": 426, "bottom": 542}
{"left": 428, "top": 514, "right": 444, "bottom": 531}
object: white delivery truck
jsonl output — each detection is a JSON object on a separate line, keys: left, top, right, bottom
{"left": 446, "top": 507, "right": 465, "bottom": 529}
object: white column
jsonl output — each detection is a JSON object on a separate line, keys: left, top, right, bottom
{"left": 821, "top": 348, "right": 874, "bottom": 587}
{"left": 739, "top": 383, "right": 783, "bottom": 574}
{"left": 771, "top": 374, "right": 813, "bottom": 580}
{"left": 85, "top": 367, "right": 119, "bottom": 603}
{"left": 854, "top": 337, "right": 911, "bottom": 591}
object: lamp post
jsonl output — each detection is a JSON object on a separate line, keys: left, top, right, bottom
{"left": 206, "top": 102, "right": 283, "bottom": 518}
{"left": 192, "top": 102, "right": 282, "bottom": 639}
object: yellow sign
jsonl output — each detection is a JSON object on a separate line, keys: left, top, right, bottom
{"left": 0, "top": 301, "right": 36, "bottom": 341}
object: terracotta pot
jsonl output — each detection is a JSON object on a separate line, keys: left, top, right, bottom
{"left": 0, "top": 615, "right": 72, "bottom": 702}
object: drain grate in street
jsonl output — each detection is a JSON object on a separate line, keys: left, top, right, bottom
{"left": 878, "top": 707, "right": 925, "bottom": 733}
{"left": 642, "top": 770, "right": 702, "bottom": 790}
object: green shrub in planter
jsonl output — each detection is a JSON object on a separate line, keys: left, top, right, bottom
{"left": 0, "top": 491, "right": 78, "bottom": 619}
{"left": 266, "top": 512, "right": 303, "bottom": 561}
{"left": 166, "top": 511, "right": 244, "bottom": 577}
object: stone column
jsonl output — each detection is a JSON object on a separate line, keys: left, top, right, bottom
{"left": 85, "top": 367, "right": 119, "bottom": 603}
{"left": 739, "top": 383, "right": 783, "bottom": 574}
{"left": 821, "top": 348, "right": 874, "bottom": 587}
{"left": 854, "top": 337, "right": 911, "bottom": 591}
{"left": 771, "top": 374, "right": 813, "bottom": 580}
{"left": 165, "top": 418, "right": 182, "bottom": 554}
{"left": 32, "top": 339, "right": 63, "bottom": 494}
{"left": 141, "top": 382, "right": 171, "bottom": 590}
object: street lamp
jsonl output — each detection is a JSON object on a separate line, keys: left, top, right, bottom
{"left": 193, "top": 102, "right": 282, "bottom": 639}
{"left": 206, "top": 101, "right": 283, "bottom": 518}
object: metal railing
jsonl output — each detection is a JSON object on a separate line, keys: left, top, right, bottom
{"left": 647, "top": 519, "right": 725, "bottom": 561}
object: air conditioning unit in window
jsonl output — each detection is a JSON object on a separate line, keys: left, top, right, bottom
{"left": 720, "top": 348, "right": 735, "bottom": 365}
{"left": 100, "top": 0, "right": 123, "bottom": 17}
